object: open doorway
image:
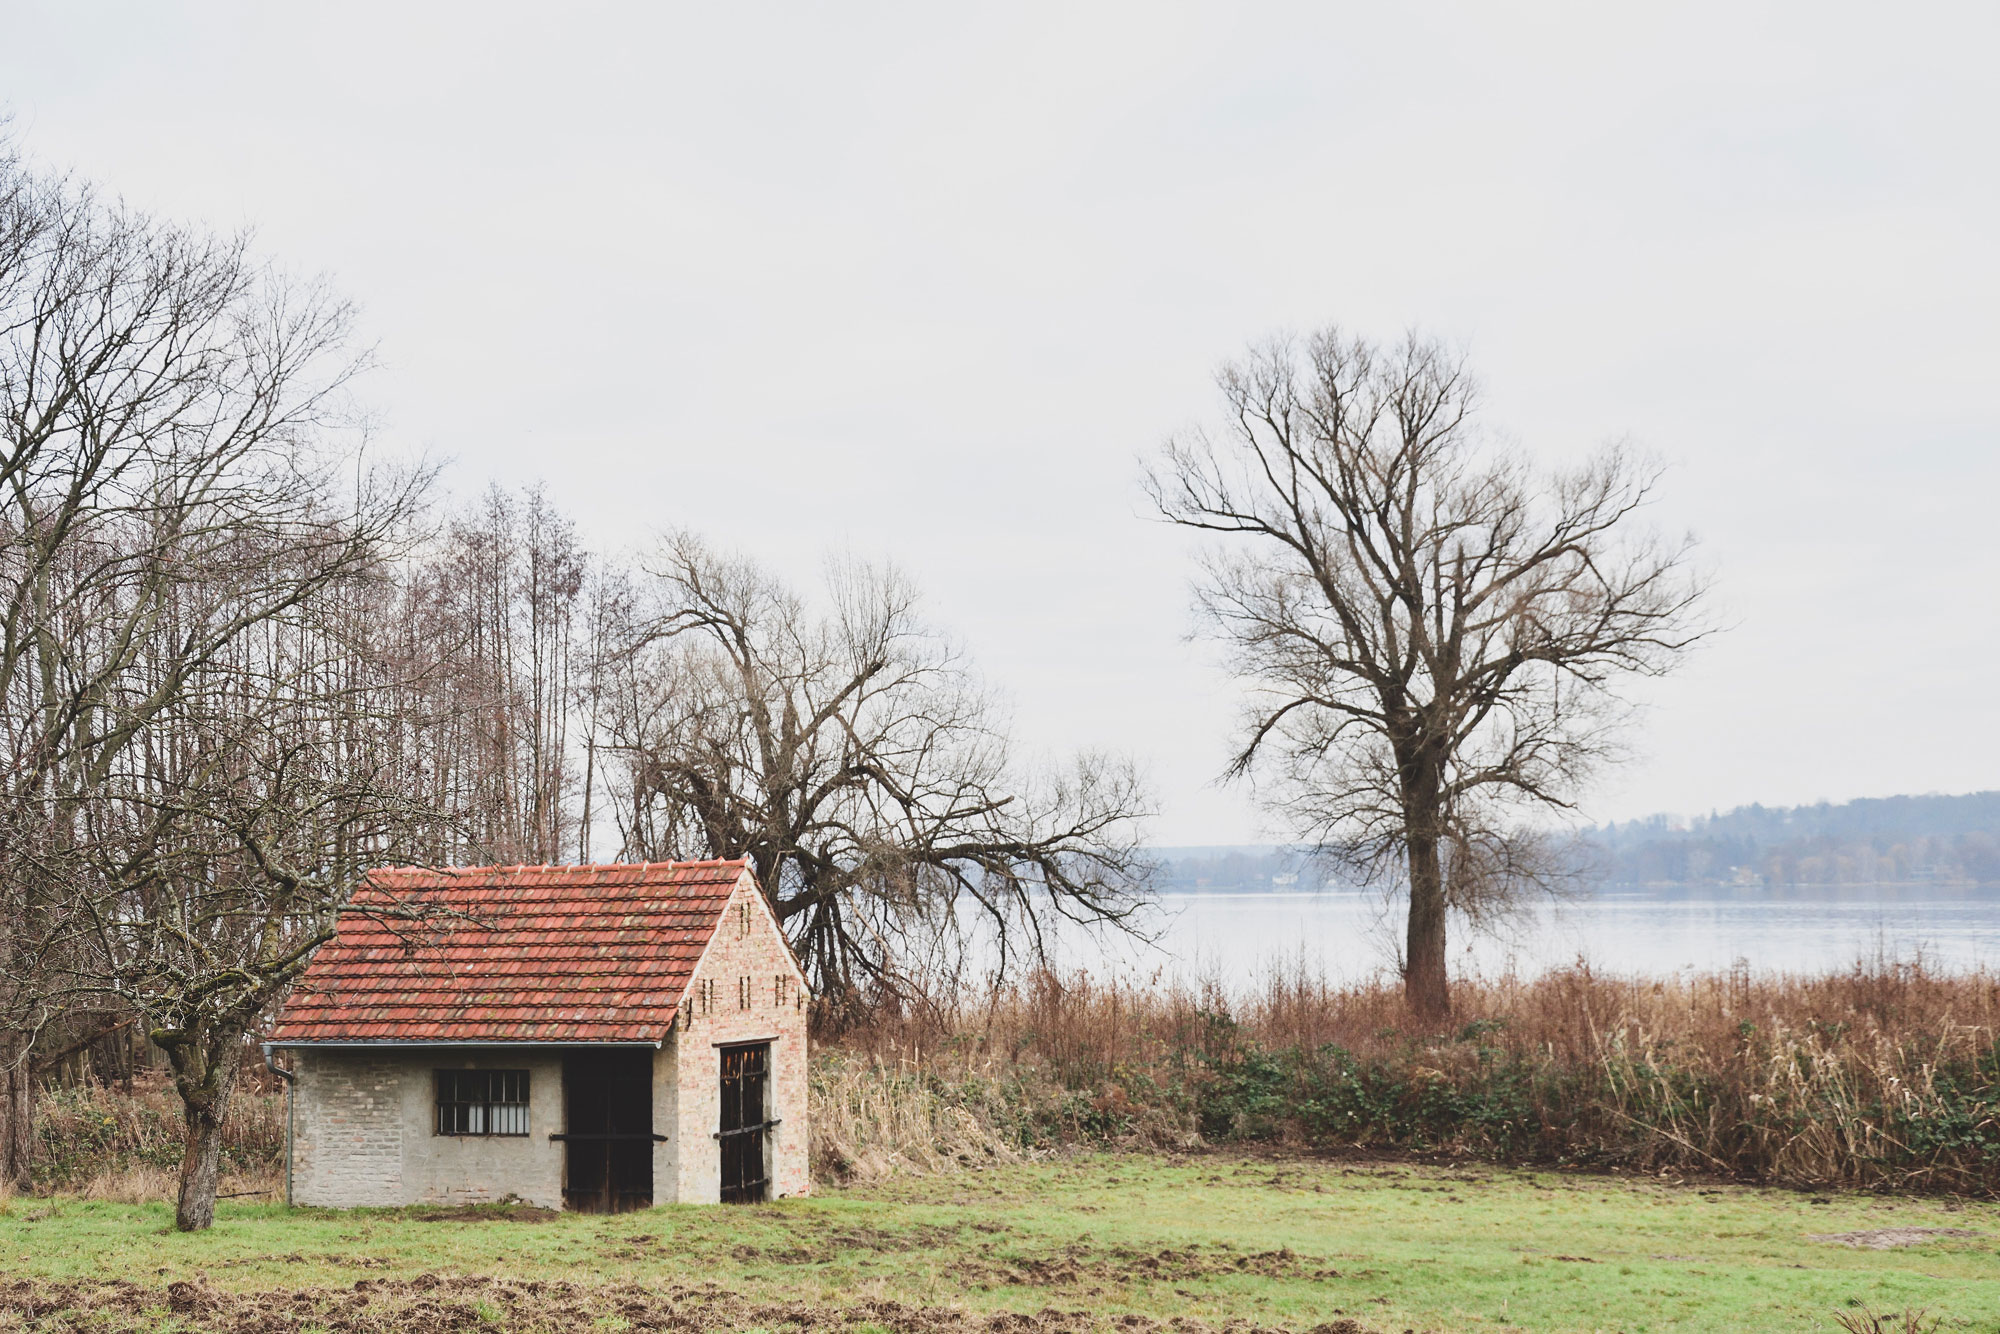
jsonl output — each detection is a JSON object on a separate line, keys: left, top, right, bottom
{"left": 718, "top": 1042, "right": 771, "bottom": 1203}
{"left": 560, "top": 1049, "right": 654, "bottom": 1212}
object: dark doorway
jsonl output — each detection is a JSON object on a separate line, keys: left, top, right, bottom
{"left": 560, "top": 1050, "right": 654, "bottom": 1212}
{"left": 718, "top": 1042, "right": 771, "bottom": 1203}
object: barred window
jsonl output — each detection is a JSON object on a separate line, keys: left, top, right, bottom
{"left": 435, "top": 1069, "right": 530, "bottom": 1136}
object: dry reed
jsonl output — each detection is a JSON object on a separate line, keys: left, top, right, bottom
{"left": 809, "top": 1053, "right": 1031, "bottom": 1183}
{"left": 820, "top": 957, "right": 2000, "bottom": 1193}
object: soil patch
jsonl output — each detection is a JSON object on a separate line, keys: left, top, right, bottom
{"left": 406, "top": 1204, "right": 561, "bottom": 1223}
{"left": 966, "top": 1243, "right": 1342, "bottom": 1289}
{"left": 1806, "top": 1228, "right": 1984, "bottom": 1250}
{"left": 0, "top": 1276, "right": 1370, "bottom": 1333}
{"left": 730, "top": 1222, "right": 1001, "bottom": 1265}
{"left": 725, "top": 1228, "right": 1341, "bottom": 1288}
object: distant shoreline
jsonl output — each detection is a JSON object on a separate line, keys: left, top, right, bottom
{"left": 1151, "top": 880, "right": 2000, "bottom": 896}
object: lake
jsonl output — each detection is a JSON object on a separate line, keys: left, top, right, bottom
{"left": 1050, "top": 883, "right": 2000, "bottom": 983}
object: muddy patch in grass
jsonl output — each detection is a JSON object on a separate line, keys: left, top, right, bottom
{"left": 404, "top": 1203, "right": 561, "bottom": 1223}
{"left": 968, "top": 1243, "right": 1343, "bottom": 1289}
{"left": 0, "top": 1275, "right": 1369, "bottom": 1333}
{"left": 723, "top": 1226, "right": 1341, "bottom": 1289}
{"left": 730, "top": 1221, "right": 1003, "bottom": 1265}
{"left": 1807, "top": 1227, "right": 1984, "bottom": 1250}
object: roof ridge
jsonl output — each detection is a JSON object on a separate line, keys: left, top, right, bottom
{"left": 368, "top": 856, "right": 750, "bottom": 876}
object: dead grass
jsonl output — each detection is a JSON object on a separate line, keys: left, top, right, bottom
{"left": 809, "top": 1052, "right": 1031, "bottom": 1182}
{"left": 822, "top": 957, "right": 2000, "bottom": 1193}
{"left": 67, "top": 1162, "right": 280, "bottom": 1206}
{"left": 33, "top": 1072, "right": 282, "bottom": 1194}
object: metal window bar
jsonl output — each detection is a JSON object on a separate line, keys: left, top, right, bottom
{"left": 435, "top": 1069, "right": 530, "bottom": 1136}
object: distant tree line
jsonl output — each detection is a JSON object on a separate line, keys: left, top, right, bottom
{"left": 1151, "top": 848, "right": 1333, "bottom": 893}
{"left": 1159, "top": 791, "right": 2000, "bottom": 893}
{"left": 1587, "top": 792, "right": 2000, "bottom": 887}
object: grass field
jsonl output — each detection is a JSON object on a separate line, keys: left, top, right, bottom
{"left": 2, "top": 1153, "right": 1995, "bottom": 1333}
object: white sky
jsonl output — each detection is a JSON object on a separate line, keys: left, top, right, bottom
{"left": 4, "top": 3, "right": 1996, "bottom": 844}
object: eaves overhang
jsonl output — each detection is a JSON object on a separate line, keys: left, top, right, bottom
{"left": 267, "top": 1038, "right": 664, "bottom": 1049}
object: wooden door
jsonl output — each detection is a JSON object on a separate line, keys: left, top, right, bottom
{"left": 561, "top": 1050, "right": 654, "bottom": 1212}
{"left": 718, "top": 1042, "right": 770, "bottom": 1203}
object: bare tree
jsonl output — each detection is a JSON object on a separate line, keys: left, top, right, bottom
{"left": 1147, "top": 328, "right": 1707, "bottom": 1017}
{"left": 0, "top": 140, "right": 424, "bottom": 1194}
{"left": 63, "top": 509, "right": 436, "bottom": 1230}
{"left": 594, "top": 534, "right": 1151, "bottom": 1010}
{"left": 394, "top": 485, "right": 588, "bottom": 865}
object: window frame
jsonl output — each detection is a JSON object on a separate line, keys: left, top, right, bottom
{"left": 434, "top": 1068, "right": 531, "bottom": 1137}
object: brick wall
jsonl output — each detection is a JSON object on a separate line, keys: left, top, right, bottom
{"left": 666, "top": 872, "right": 810, "bottom": 1203}
{"left": 292, "top": 1050, "right": 404, "bottom": 1207}
{"left": 290, "top": 1049, "right": 564, "bottom": 1208}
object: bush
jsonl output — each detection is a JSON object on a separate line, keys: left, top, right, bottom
{"left": 33, "top": 1074, "right": 283, "bottom": 1197}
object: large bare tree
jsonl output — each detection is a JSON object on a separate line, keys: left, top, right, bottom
{"left": 0, "top": 139, "right": 432, "bottom": 1199}
{"left": 594, "top": 534, "right": 1151, "bottom": 1009}
{"left": 66, "top": 514, "right": 436, "bottom": 1230}
{"left": 1147, "top": 328, "right": 1707, "bottom": 1017}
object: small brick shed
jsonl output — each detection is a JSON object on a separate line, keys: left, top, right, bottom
{"left": 266, "top": 859, "right": 808, "bottom": 1210}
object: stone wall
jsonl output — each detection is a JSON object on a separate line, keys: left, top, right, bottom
{"left": 291, "top": 1049, "right": 565, "bottom": 1208}
{"left": 666, "top": 874, "right": 811, "bottom": 1203}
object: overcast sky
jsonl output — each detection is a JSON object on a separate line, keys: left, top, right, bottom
{"left": 4, "top": 4, "right": 1995, "bottom": 844}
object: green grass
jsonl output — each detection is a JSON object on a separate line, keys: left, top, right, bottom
{"left": 2, "top": 1153, "right": 1996, "bottom": 1332}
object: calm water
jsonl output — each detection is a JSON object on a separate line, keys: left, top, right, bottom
{"left": 1051, "top": 884, "right": 2000, "bottom": 983}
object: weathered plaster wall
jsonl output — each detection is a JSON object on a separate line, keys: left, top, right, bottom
{"left": 668, "top": 875, "right": 810, "bottom": 1203}
{"left": 651, "top": 1039, "right": 679, "bottom": 1197}
{"left": 291, "top": 1048, "right": 564, "bottom": 1208}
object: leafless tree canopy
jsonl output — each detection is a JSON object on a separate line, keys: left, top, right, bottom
{"left": 593, "top": 534, "right": 1152, "bottom": 1009}
{"left": 1147, "top": 328, "right": 1708, "bottom": 1016}
{"left": 61, "top": 520, "right": 442, "bottom": 1230}
{"left": 0, "top": 144, "right": 439, "bottom": 1226}
{"left": 391, "top": 486, "right": 592, "bottom": 866}
{"left": 0, "top": 132, "right": 1153, "bottom": 1224}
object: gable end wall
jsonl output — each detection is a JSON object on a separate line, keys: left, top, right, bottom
{"left": 665, "top": 870, "right": 810, "bottom": 1203}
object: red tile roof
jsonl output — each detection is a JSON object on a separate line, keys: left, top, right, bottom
{"left": 268, "top": 860, "right": 753, "bottom": 1045}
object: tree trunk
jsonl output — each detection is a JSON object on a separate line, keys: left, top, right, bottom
{"left": 175, "top": 1101, "right": 225, "bottom": 1231}
{"left": 168, "top": 1038, "right": 241, "bottom": 1232}
{"left": 0, "top": 1035, "right": 33, "bottom": 1190}
{"left": 1404, "top": 831, "right": 1450, "bottom": 1020}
